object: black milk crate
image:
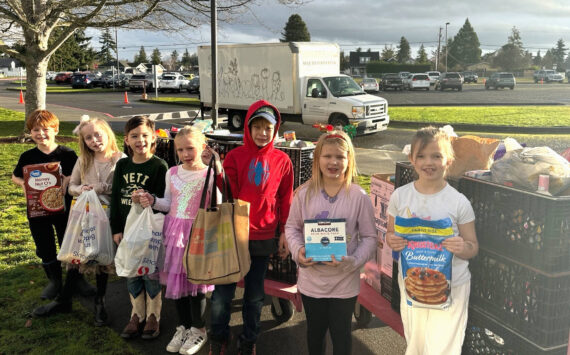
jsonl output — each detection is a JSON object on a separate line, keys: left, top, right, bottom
{"left": 459, "top": 176, "right": 570, "bottom": 273}
{"left": 206, "top": 140, "right": 243, "bottom": 162}
{"left": 469, "top": 248, "right": 570, "bottom": 348}
{"left": 464, "top": 305, "right": 569, "bottom": 355}
{"left": 266, "top": 253, "right": 297, "bottom": 284}
{"left": 395, "top": 161, "right": 460, "bottom": 189}
{"left": 275, "top": 146, "right": 314, "bottom": 190}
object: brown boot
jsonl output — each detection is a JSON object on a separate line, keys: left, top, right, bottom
{"left": 142, "top": 291, "right": 162, "bottom": 339}
{"left": 120, "top": 293, "right": 145, "bottom": 339}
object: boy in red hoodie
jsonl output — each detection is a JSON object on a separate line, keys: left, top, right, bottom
{"left": 209, "top": 100, "right": 294, "bottom": 355}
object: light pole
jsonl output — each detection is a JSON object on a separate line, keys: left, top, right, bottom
{"left": 445, "top": 22, "right": 450, "bottom": 72}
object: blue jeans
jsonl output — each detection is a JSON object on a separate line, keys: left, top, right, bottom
{"left": 126, "top": 275, "right": 162, "bottom": 299}
{"left": 210, "top": 255, "right": 269, "bottom": 342}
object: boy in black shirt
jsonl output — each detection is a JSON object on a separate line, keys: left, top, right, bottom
{"left": 12, "top": 110, "right": 95, "bottom": 315}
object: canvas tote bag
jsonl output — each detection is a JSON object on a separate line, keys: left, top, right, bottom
{"left": 183, "top": 158, "right": 251, "bottom": 284}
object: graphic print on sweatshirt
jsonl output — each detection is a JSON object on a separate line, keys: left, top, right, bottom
{"left": 247, "top": 159, "right": 270, "bottom": 186}
{"left": 120, "top": 172, "right": 151, "bottom": 206}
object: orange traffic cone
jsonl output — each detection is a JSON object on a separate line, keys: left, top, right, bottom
{"left": 540, "top": 78, "right": 543, "bottom": 85}
{"left": 18, "top": 90, "right": 24, "bottom": 104}
{"left": 482, "top": 78, "right": 486, "bottom": 85}
{"left": 123, "top": 91, "right": 129, "bottom": 104}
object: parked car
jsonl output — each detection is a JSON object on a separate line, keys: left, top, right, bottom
{"left": 71, "top": 73, "right": 97, "bottom": 88}
{"left": 398, "top": 71, "right": 411, "bottom": 79}
{"left": 407, "top": 73, "right": 431, "bottom": 91}
{"left": 46, "top": 71, "right": 57, "bottom": 81}
{"left": 103, "top": 74, "right": 130, "bottom": 88}
{"left": 360, "top": 77, "right": 379, "bottom": 92}
{"left": 485, "top": 72, "right": 516, "bottom": 90}
{"left": 435, "top": 72, "right": 463, "bottom": 91}
{"left": 533, "top": 69, "right": 564, "bottom": 83}
{"left": 129, "top": 74, "right": 156, "bottom": 92}
{"left": 186, "top": 76, "right": 200, "bottom": 94}
{"left": 426, "top": 71, "right": 441, "bottom": 85}
{"left": 462, "top": 71, "right": 478, "bottom": 83}
{"left": 402, "top": 73, "right": 413, "bottom": 89}
{"left": 54, "top": 72, "right": 73, "bottom": 84}
{"left": 159, "top": 73, "right": 189, "bottom": 93}
{"left": 381, "top": 73, "right": 405, "bottom": 91}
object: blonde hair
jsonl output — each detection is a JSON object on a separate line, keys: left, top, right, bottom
{"left": 174, "top": 126, "right": 206, "bottom": 165}
{"left": 306, "top": 130, "right": 357, "bottom": 200}
{"left": 74, "top": 116, "right": 120, "bottom": 181}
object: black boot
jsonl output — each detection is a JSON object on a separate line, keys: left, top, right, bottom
{"left": 33, "top": 268, "right": 77, "bottom": 317}
{"left": 40, "top": 262, "right": 62, "bottom": 300}
{"left": 74, "top": 273, "right": 96, "bottom": 297}
{"left": 94, "top": 296, "right": 108, "bottom": 326}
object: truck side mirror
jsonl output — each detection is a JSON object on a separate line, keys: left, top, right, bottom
{"left": 311, "top": 88, "right": 320, "bottom": 98}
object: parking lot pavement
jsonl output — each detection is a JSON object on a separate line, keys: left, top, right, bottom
{"left": 79, "top": 277, "right": 407, "bottom": 355}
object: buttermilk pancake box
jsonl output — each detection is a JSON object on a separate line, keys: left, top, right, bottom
{"left": 23, "top": 162, "right": 65, "bottom": 218}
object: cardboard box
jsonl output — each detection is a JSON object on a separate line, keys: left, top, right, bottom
{"left": 379, "top": 230, "right": 393, "bottom": 275}
{"left": 369, "top": 173, "right": 394, "bottom": 232}
{"left": 363, "top": 231, "right": 383, "bottom": 294}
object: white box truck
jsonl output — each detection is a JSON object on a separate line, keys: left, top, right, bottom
{"left": 198, "top": 42, "right": 389, "bottom": 135}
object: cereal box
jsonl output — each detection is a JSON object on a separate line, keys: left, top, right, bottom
{"left": 23, "top": 162, "right": 65, "bottom": 218}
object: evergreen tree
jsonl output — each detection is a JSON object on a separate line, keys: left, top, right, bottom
{"left": 280, "top": 14, "right": 310, "bottom": 42}
{"left": 533, "top": 50, "right": 542, "bottom": 67}
{"left": 48, "top": 28, "right": 96, "bottom": 71}
{"left": 134, "top": 46, "right": 148, "bottom": 64}
{"left": 541, "top": 50, "right": 555, "bottom": 69}
{"left": 381, "top": 45, "right": 395, "bottom": 62}
{"left": 416, "top": 44, "right": 429, "bottom": 64}
{"left": 356, "top": 47, "right": 362, "bottom": 53}
{"left": 181, "top": 49, "right": 192, "bottom": 69}
{"left": 339, "top": 51, "right": 350, "bottom": 71}
{"left": 97, "top": 28, "right": 116, "bottom": 64}
{"left": 551, "top": 39, "right": 567, "bottom": 71}
{"left": 396, "top": 37, "right": 411, "bottom": 63}
{"left": 168, "top": 50, "right": 179, "bottom": 71}
{"left": 492, "top": 27, "right": 530, "bottom": 71}
{"left": 447, "top": 18, "right": 481, "bottom": 69}
{"left": 151, "top": 48, "right": 161, "bottom": 65}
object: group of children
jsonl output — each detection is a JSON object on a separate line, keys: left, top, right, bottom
{"left": 13, "top": 99, "right": 478, "bottom": 355}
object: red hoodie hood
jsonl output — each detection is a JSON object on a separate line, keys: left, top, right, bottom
{"left": 243, "top": 100, "right": 281, "bottom": 153}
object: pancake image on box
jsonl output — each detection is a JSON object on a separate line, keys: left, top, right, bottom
{"left": 395, "top": 216, "right": 454, "bottom": 309}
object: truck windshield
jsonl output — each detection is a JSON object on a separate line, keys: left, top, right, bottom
{"left": 323, "top": 76, "right": 364, "bottom": 97}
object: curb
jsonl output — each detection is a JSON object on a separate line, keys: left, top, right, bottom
{"left": 140, "top": 98, "right": 200, "bottom": 107}
{"left": 389, "top": 121, "right": 570, "bottom": 134}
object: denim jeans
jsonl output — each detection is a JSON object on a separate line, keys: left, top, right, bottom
{"left": 126, "top": 275, "right": 162, "bottom": 299}
{"left": 210, "top": 255, "right": 269, "bottom": 342}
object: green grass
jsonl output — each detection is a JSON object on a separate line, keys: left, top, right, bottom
{"left": 389, "top": 106, "right": 570, "bottom": 127}
{"left": 0, "top": 109, "right": 135, "bottom": 354}
{"left": 144, "top": 97, "right": 200, "bottom": 106}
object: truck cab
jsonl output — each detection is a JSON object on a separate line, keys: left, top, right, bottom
{"left": 302, "top": 75, "right": 388, "bottom": 135}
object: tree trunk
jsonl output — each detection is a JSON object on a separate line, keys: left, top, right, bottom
{"left": 22, "top": 27, "right": 50, "bottom": 120}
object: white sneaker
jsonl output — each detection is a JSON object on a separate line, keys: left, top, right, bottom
{"left": 166, "top": 325, "right": 190, "bottom": 353}
{"left": 179, "top": 327, "right": 208, "bottom": 355}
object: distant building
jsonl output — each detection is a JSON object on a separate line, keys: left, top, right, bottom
{"left": 349, "top": 51, "right": 380, "bottom": 76}
{"left": 0, "top": 57, "right": 25, "bottom": 77}
{"left": 98, "top": 60, "right": 131, "bottom": 73}
{"left": 131, "top": 63, "right": 166, "bottom": 75}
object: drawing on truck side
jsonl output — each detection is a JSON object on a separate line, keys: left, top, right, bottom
{"left": 216, "top": 56, "right": 286, "bottom": 103}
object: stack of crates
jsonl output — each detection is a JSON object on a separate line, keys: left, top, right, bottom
{"left": 460, "top": 176, "right": 570, "bottom": 355}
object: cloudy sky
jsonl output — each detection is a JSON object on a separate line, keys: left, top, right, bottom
{"left": 90, "top": 0, "right": 570, "bottom": 61}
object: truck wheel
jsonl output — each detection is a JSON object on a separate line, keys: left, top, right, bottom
{"left": 329, "top": 115, "right": 348, "bottom": 129}
{"left": 270, "top": 297, "right": 294, "bottom": 324}
{"left": 354, "top": 302, "right": 372, "bottom": 328}
{"left": 228, "top": 110, "right": 245, "bottom": 132}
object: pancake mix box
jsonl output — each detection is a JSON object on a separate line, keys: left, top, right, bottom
{"left": 23, "top": 162, "right": 65, "bottom": 218}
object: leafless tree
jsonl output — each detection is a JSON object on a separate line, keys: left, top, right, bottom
{"left": 0, "top": 0, "right": 303, "bottom": 119}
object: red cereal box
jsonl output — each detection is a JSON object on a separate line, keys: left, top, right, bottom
{"left": 23, "top": 162, "right": 65, "bottom": 218}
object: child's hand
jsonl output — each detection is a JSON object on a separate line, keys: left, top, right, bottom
{"left": 297, "top": 247, "right": 317, "bottom": 267}
{"left": 442, "top": 236, "right": 465, "bottom": 255}
{"left": 202, "top": 146, "right": 223, "bottom": 172}
{"left": 278, "top": 232, "right": 289, "bottom": 259}
{"left": 131, "top": 189, "right": 144, "bottom": 204}
{"left": 81, "top": 184, "right": 93, "bottom": 192}
{"left": 386, "top": 232, "right": 407, "bottom": 251}
{"left": 321, "top": 254, "right": 342, "bottom": 267}
{"left": 113, "top": 233, "right": 123, "bottom": 245}
{"left": 139, "top": 192, "right": 154, "bottom": 208}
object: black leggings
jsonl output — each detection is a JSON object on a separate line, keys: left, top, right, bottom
{"left": 301, "top": 294, "right": 357, "bottom": 355}
{"left": 28, "top": 214, "right": 68, "bottom": 264}
{"left": 175, "top": 293, "right": 206, "bottom": 329}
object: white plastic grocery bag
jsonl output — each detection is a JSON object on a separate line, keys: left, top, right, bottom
{"left": 58, "top": 190, "right": 115, "bottom": 266}
{"left": 114, "top": 204, "right": 165, "bottom": 278}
